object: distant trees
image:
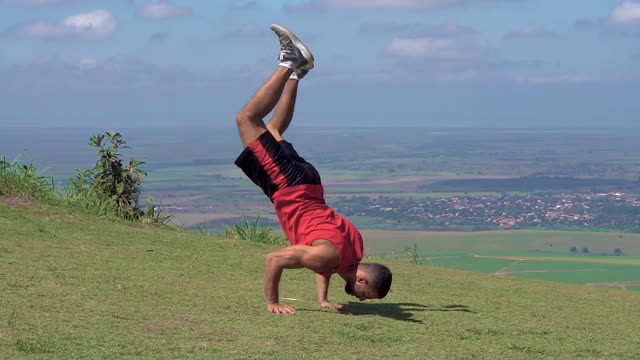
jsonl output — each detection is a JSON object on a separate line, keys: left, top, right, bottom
{"left": 569, "top": 246, "right": 625, "bottom": 256}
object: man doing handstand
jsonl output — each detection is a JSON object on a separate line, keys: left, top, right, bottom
{"left": 234, "top": 24, "right": 392, "bottom": 315}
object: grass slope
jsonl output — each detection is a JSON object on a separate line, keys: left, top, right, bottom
{"left": 1, "top": 198, "right": 640, "bottom": 359}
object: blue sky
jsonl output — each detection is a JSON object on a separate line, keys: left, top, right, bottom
{"left": 0, "top": 0, "right": 639, "bottom": 128}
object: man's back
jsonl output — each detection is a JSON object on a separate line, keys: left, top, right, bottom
{"left": 273, "top": 184, "right": 363, "bottom": 274}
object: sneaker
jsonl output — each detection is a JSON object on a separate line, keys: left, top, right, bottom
{"left": 289, "top": 68, "right": 309, "bottom": 80}
{"left": 270, "top": 24, "right": 314, "bottom": 72}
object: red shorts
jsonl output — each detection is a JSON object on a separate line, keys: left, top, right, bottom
{"left": 234, "top": 131, "right": 321, "bottom": 201}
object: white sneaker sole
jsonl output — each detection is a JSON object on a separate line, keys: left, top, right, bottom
{"left": 270, "top": 24, "right": 314, "bottom": 70}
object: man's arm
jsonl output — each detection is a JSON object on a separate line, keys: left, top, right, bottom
{"left": 264, "top": 242, "right": 338, "bottom": 315}
{"left": 317, "top": 273, "right": 345, "bottom": 310}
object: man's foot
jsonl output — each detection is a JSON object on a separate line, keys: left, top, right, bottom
{"left": 271, "top": 24, "right": 314, "bottom": 73}
{"left": 289, "top": 68, "right": 309, "bottom": 80}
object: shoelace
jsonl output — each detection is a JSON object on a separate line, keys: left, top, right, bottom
{"left": 279, "top": 49, "right": 294, "bottom": 61}
{"left": 278, "top": 35, "right": 299, "bottom": 60}
{"left": 279, "top": 47, "right": 299, "bottom": 62}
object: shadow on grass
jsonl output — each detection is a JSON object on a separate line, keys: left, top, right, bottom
{"left": 337, "top": 303, "right": 475, "bottom": 323}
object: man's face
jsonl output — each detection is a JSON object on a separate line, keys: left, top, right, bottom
{"left": 345, "top": 281, "right": 378, "bottom": 301}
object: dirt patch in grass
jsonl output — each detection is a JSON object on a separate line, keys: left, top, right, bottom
{"left": 44, "top": 214, "right": 76, "bottom": 222}
{"left": 141, "top": 317, "right": 209, "bottom": 334}
{"left": 3, "top": 325, "right": 17, "bottom": 336}
{"left": 0, "top": 195, "right": 33, "bottom": 208}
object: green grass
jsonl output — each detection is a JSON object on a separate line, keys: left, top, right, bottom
{"left": 2, "top": 200, "right": 640, "bottom": 358}
{"left": 0, "top": 156, "right": 54, "bottom": 200}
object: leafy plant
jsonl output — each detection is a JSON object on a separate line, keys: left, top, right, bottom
{"left": 197, "top": 218, "right": 214, "bottom": 236}
{"left": 88, "top": 131, "right": 145, "bottom": 219}
{"left": 222, "top": 225, "right": 237, "bottom": 239}
{"left": 408, "top": 243, "right": 422, "bottom": 265}
{"left": 0, "top": 153, "right": 53, "bottom": 199}
{"left": 141, "top": 196, "right": 172, "bottom": 224}
{"left": 65, "top": 131, "right": 169, "bottom": 224}
{"left": 227, "top": 216, "right": 285, "bottom": 245}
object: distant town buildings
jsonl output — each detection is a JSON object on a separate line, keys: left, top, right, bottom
{"left": 332, "top": 192, "right": 640, "bottom": 232}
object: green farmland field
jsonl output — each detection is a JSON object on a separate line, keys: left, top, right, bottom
{"left": 424, "top": 256, "right": 515, "bottom": 273}
{"left": 362, "top": 229, "right": 640, "bottom": 255}
{"left": 414, "top": 253, "right": 640, "bottom": 290}
{"left": 360, "top": 229, "right": 640, "bottom": 291}
{"left": 504, "top": 258, "right": 640, "bottom": 272}
{"left": 509, "top": 268, "right": 640, "bottom": 285}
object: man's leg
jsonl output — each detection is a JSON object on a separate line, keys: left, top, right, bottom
{"left": 236, "top": 66, "right": 294, "bottom": 148}
{"left": 266, "top": 78, "right": 299, "bottom": 141}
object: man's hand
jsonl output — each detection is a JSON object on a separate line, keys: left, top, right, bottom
{"left": 264, "top": 243, "right": 339, "bottom": 315}
{"left": 317, "top": 273, "right": 345, "bottom": 310}
{"left": 267, "top": 303, "right": 296, "bottom": 315}
{"left": 320, "top": 300, "right": 345, "bottom": 310}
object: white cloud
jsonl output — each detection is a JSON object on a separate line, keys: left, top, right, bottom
{"left": 359, "top": 21, "right": 477, "bottom": 38}
{"left": 137, "top": 1, "right": 192, "bottom": 19}
{"left": 0, "top": 0, "right": 69, "bottom": 6}
{"left": 326, "top": 0, "right": 463, "bottom": 9}
{"left": 78, "top": 57, "right": 97, "bottom": 69}
{"left": 527, "top": 75, "right": 593, "bottom": 85}
{"left": 434, "top": 68, "right": 479, "bottom": 83}
{"left": 610, "top": 1, "right": 640, "bottom": 25}
{"left": 387, "top": 33, "right": 488, "bottom": 60}
{"left": 505, "top": 25, "right": 557, "bottom": 39}
{"left": 388, "top": 38, "right": 454, "bottom": 57}
{"left": 284, "top": 0, "right": 521, "bottom": 12}
{"left": 14, "top": 9, "right": 117, "bottom": 40}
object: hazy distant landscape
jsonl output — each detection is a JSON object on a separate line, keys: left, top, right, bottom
{"left": 3, "top": 126, "right": 640, "bottom": 290}
{"left": 3, "top": 126, "right": 638, "bottom": 229}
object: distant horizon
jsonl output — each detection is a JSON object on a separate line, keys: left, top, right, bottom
{"left": 4, "top": 124, "right": 640, "bottom": 131}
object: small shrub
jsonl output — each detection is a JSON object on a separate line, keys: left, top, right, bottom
{"left": 408, "top": 243, "right": 421, "bottom": 265}
{"left": 197, "top": 220, "right": 214, "bottom": 236}
{"left": 0, "top": 154, "right": 54, "bottom": 199}
{"left": 88, "top": 131, "right": 145, "bottom": 219}
{"left": 365, "top": 247, "right": 377, "bottom": 259}
{"left": 222, "top": 225, "right": 237, "bottom": 239}
{"left": 66, "top": 131, "right": 169, "bottom": 224}
{"left": 228, "top": 216, "right": 285, "bottom": 245}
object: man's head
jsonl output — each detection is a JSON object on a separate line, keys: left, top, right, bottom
{"left": 344, "top": 263, "right": 392, "bottom": 301}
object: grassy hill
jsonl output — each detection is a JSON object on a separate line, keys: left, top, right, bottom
{"left": 2, "top": 197, "right": 640, "bottom": 359}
